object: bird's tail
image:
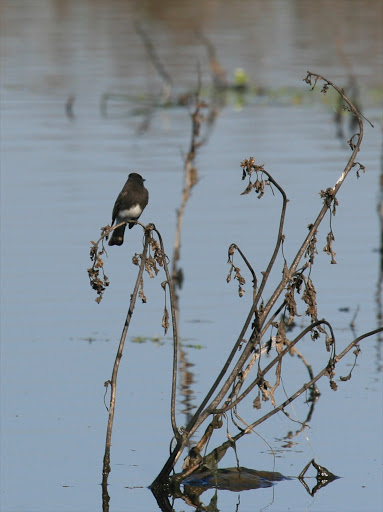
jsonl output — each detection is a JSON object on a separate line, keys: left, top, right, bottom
{"left": 108, "top": 225, "right": 126, "bottom": 246}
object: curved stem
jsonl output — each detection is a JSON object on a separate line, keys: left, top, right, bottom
{"left": 254, "top": 170, "right": 288, "bottom": 305}
{"left": 259, "top": 72, "right": 365, "bottom": 328}
{"left": 152, "top": 71, "right": 368, "bottom": 483}
{"left": 214, "top": 319, "right": 334, "bottom": 413}
{"left": 153, "top": 225, "right": 181, "bottom": 440}
{"left": 102, "top": 233, "right": 150, "bottom": 488}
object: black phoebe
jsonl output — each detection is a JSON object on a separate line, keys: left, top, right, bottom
{"left": 108, "top": 172, "right": 149, "bottom": 246}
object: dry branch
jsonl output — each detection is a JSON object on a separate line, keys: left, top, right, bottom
{"left": 101, "top": 229, "right": 150, "bottom": 501}
{"left": 151, "top": 71, "right": 380, "bottom": 487}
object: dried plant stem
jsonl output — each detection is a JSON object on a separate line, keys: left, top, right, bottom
{"left": 102, "top": 233, "right": 150, "bottom": 490}
{"left": 182, "top": 170, "right": 288, "bottom": 426}
{"left": 202, "top": 73, "right": 365, "bottom": 417}
{"left": 214, "top": 320, "right": 334, "bottom": 413}
{"left": 181, "top": 326, "right": 383, "bottom": 478}
{"left": 152, "top": 71, "right": 372, "bottom": 485}
{"left": 152, "top": 226, "right": 181, "bottom": 440}
{"left": 208, "top": 326, "right": 383, "bottom": 457}
{"left": 254, "top": 171, "right": 288, "bottom": 304}
{"left": 207, "top": 71, "right": 367, "bottom": 414}
{"left": 165, "top": 90, "right": 206, "bottom": 442}
{"left": 259, "top": 73, "right": 364, "bottom": 324}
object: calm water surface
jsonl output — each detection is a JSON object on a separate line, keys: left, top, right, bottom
{"left": 1, "top": 1, "right": 382, "bottom": 511}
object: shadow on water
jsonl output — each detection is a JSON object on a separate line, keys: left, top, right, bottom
{"left": 150, "top": 459, "right": 339, "bottom": 512}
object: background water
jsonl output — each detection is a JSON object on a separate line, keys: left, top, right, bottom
{"left": 1, "top": 1, "right": 382, "bottom": 511}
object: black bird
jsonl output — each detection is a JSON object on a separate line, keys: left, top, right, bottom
{"left": 108, "top": 173, "right": 149, "bottom": 246}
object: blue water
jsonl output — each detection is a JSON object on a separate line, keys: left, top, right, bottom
{"left": 1, "top": 1, "right": 382, "bottom": 511}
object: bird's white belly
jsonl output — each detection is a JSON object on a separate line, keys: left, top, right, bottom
{"left": 117, "top": 204, "right": 142, "bottom": 221}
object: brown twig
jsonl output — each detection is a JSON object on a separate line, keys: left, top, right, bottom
{"left": 151, "top": 225, "right": 181, "bottom": 441}
{"left": 101, "top": 231, "right": 150, "bottom": 492}
{"left": 151, "top": 72, "right": 372, "bottom": 485}
{"left": 212, "top": 319, "right": 334, "bottom": 414}
{"left": 196, "top": 326, "right": 382, "bottom": 474}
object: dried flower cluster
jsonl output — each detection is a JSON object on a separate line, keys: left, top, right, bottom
{"left": 88, "top": 226, "right": 110, "bottom": 303}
